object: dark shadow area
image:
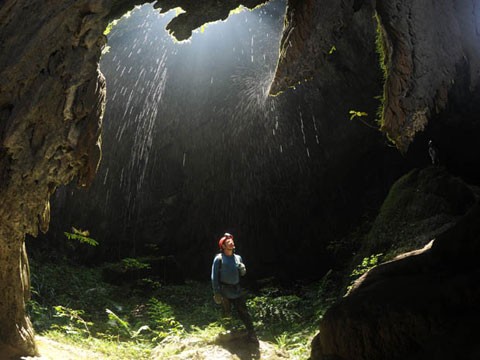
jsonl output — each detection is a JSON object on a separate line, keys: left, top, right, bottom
{"left": 215, "top": 330, "right": 261, "bottom": 360}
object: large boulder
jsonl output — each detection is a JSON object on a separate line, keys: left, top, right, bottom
{"left": 310, "top": 169, "right": 480, "bottom": 360}
{"left": 362, "top": 166, "right": 477, "bottom": 257}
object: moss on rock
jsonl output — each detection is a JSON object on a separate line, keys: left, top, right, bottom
{"left": 363, "top": 166, "right": 477, "bottom": 258}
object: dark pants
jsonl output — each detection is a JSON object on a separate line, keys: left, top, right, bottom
{"left": 221, "top": 295, "right": 255, "bottom": 333}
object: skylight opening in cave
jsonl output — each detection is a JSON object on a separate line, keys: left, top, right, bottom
{"left": 51, "top": 0, "right": 329, "bottom": 259}
{"left": 98, "top": 0, "right": 288, "bottom": 201}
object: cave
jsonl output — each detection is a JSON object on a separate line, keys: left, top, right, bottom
{"left": 1, "top": 0, "right": 480, "bottom": 358}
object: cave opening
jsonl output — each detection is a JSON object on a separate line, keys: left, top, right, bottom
{"left": 30, "top": 2, "right": 310, "bottom": 276}
{"left": 27, "top": 0, "right": 412, "bottom": 287}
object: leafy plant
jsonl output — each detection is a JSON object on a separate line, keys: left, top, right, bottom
{"left": 275, "top": 332, "right": 289, "bottom": 349}
{"left": 311, "top": 270, "right": 338, "bottom": 321}
{"left": 351, "top": 253, "right": 383, "bottom": 277}
{"left": 52, "top": 305, "right": 93, "bottom": 337}
{"left": 27, "top": 299, "right": 50, "bottom": 331}
{"left": 104, "top": 308, "right": 153, "bottom": 341}
{"left": 189, "top": 321, "right": 226, "bottom": 342}
{"left": 349, "top": 110, "right": 379, "bottom": 130}
{"left": 147, "top": 297, "right": 184, "bottom": 340}
{"left": 374, "top": 12, "right": 389, "bottom": 129}
{"left": 121, "top": 258, "right": 151, "bottom": 270}
{"left": 64, "top": 227, "right": 99, "bottom": 247}
{"left": 349, "top": 110, "right": 368, "bottom": 121}
{"left": 248, "top": 294, "right": 301, "bottom": 327}
{"left": 347, "top": 253, "right": 384, "bottom": 293}
{"left": 106, "top": 308, "right": 132, "bottom": 338}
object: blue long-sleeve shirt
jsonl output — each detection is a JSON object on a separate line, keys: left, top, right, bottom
{"left": 211, "top": 253, "right": 245, "bottom": 298}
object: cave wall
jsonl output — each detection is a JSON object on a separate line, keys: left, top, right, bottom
{"left": 0, "top": 0, "right": 110, "bottom": 355}
{"left": 0, "top": 0, "right": 107, "bottom": 242}
{"left": 270, "top": 0, "right": 480, "bottom": 152}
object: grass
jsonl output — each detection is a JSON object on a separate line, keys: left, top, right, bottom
{"left": 28, "top": 257, "right": 335, "bottom": 359}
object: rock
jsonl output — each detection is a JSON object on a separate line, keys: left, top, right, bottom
{"left": 0, "top": 0, "right": 110, "bottom": 354}
{"left": 310, "top": 189, "right": 480, "bottom": 359}
{"left": 270, "top": 0, "right": 480, "bottom": 152}
{"left": 361, "top": 166, "right": 477, "bottom": 257}
{"left": 151, "top": 0, "right": 269, "bottom": 41}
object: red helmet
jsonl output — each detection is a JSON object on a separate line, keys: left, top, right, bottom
{"left": 218, "top": 232, "right": 234, "bottom": 250}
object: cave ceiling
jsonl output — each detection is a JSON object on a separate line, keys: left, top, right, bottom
{"left": 110, "top": 0, "right": 271, "bottom": 40}
{"left": 1, "top": 0, "right": 479, "bottom": 238}
{"left": 122, "top": 0, "right": 480, "bottom": 152}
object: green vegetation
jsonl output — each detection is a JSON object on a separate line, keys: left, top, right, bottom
{"left": 348, "top": 110, "right": 368, "bottom": 121}
{"left": 374, "top": 12, "right": 389, "bottom": 131}
{"left": 102, "top": 9, "right": 134, "bottom": 54}
{"left": 64, "top": 227, "right": 99, "bottom": 247}
{"left": 350, "top": 253, "right": 383, "bottom": 277}
{"left": 348, "top": 109, "right": 379, "bottom": 129}
{"left": 361, "top": 167, "right": 475, "bottom": 259}
{"left": 28, "top": 256, "right": 338, "bottom": 359}
{"left": 346, "top": 253, "right": 383, "bottom": 293}
{"left": 374, "top": 13, "right": 388, "bottom": 83}
{"left": 120, "top": 258, "right": 151, "bottom": 270}
{"left": 103, "top": 11, "right": 133, "bottom": 36}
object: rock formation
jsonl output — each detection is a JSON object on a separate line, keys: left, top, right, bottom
{"left": 0, "top": 0, "right": 109, "bottom": 356}
{"left": 270, "top": 0, "right": 480, "bottom": 152}
{"left": 1, "top": 0, "right": 480, "bottom": 357}
{"left": 310, "top": 170, "right": 480, "bottom": 359}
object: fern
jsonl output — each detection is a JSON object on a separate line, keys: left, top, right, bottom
{"left": 64, "top": 227, "right": 99, "bottom": 246}
{"left": 106, "top": 308, "right": 132, "bottom": 337}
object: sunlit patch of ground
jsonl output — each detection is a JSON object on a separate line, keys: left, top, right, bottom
{"left": 152, "top": 332, "right": 290, "bottom": 360}
{"left": 22, "top": 336, "right": 105, "bottom": 360}
{"left": 21, "top": 333, "right": 291, "bottom": 360}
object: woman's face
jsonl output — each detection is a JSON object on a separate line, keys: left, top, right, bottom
{"left": 223, "top": 238, "right": 235, "bottom": 250}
